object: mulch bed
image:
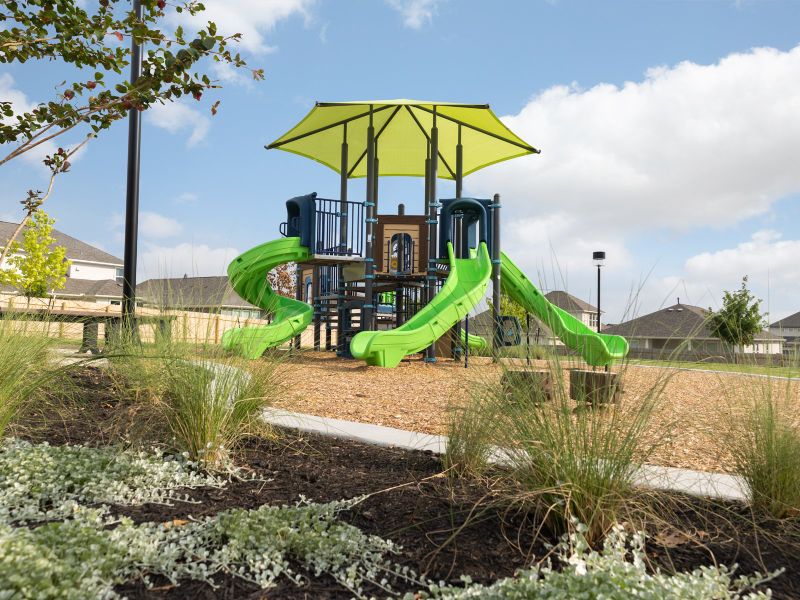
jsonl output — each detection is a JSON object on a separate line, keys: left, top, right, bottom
{"left": 13, "top": 367, "right": 800, "bottom": 599}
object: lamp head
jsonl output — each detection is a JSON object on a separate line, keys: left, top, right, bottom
{"left": 593, "top": 250, "right": 606, "bottom": 266}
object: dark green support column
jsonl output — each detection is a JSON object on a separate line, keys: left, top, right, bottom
{"left": 491, "top": 193, "right": 502, "bottom": 360}
{"left": 363, "top": 107, "right": 376, "bottom": 332}
{"left": 337, "top": 125, "right": 348, "bottom": 356}
{"left": 425, "top": 108, "right": 439, "bottom": 362}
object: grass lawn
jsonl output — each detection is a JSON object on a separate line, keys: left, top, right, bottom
{"left": 628, "top": 358, "right": 800, "bottom": 378}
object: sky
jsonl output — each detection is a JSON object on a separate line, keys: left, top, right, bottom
{"left": 2, "top": 0, "right": 800, "bottom": 323}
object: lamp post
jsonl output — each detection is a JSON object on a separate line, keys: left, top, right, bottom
{"left": 122, "top": 0, "right": 143, "bottom": 329}
{"left": 592, "top": 251, "right": 605, "bottom": 334}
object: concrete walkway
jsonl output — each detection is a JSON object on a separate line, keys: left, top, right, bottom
{"left": 262, "top": 407, "right": 748, "bottom": 502}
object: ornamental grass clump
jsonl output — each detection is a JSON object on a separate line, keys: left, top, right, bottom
{"left": 105, "top": 325, "right": 285, "bottom": 467}
{"left": 723, "top": 374, "right": 800, "bottom": 519}
{"left": 0, "top": 317, "right": 58, "bottom": 439}
{"left": 161, "top": 356, "right": 283, "bottom": 467}
{"left": 446, "top": 355, "right": 671, "bottom": 545}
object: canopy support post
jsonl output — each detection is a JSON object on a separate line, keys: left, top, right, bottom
{"left": 337, "top": 125, "right": 348, "bottom": 356}
{"left": 363, "top": 107, "right": 376, "bottom": 332}
{"left": 491, "top": 193, "right": 502, "bottom": 361}
{"left": 425, "top": 108, "right": 439, "bottom": 363}
{"left": 453, "top": 127, "right": 464, "bottom": 360}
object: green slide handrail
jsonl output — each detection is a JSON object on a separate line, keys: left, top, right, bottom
{"left": 500, "top": 251, "right": 629, "bottom": 366}
{"left": 222, "top": 237, "right": 312, "bottom": 359}
{"left": 350, "top": 241, "right": 492, "bottom": 367}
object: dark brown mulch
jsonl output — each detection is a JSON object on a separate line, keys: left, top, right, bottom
{"left": 13, "top": 367, "right": 800, "bottom": 599}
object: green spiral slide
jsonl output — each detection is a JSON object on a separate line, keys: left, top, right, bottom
{"left": 221, "top": 237, "right": 311, "bottom": 360}
{"left": 350, "top": 241, "right": 492, "bottom": 368}
{"left": 499, "top": 252, "right": 629, "bottom": 367}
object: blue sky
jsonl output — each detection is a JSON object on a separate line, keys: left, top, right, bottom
{"left": 2, "top": 0, "right": 799, "bottom": 321}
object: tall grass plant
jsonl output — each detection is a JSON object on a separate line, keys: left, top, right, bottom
{"left": 0, "top": 317, "right": 61, "bottom": 439}
{"left": 445, "top": 353, "right": 672, "bottom": 545}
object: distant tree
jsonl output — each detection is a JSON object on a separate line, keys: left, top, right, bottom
{"left": 708, "top": 276, "right": 767, "bottom": 355}
{"left": 267, "top": 262, "right": 295, "bottom": 298}
{"left": 0, "top": 0, "right": 263, "bottom": 265}
{"left": 0, "top": 209, "right": 70, "bottom": 298}
{"left": 487, "top": 291, "right": 528, "bottom": 324}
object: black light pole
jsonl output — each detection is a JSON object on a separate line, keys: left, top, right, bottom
{"left": 122, "top": 0, "right": 143, "bottom": 327}
{"left": 593, "top": 251, "right": 605, "bottom": 333}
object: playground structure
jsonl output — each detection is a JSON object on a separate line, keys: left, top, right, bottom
{"left": 222, "top": 100, "right": 629, "bottom": 368}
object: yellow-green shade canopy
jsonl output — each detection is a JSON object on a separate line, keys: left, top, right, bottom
{"left": 267, "top": 100, "right": 539, "bottom": 180}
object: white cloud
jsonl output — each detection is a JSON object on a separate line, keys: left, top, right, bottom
{"left": 386, "top": 0, "right": 444, "bottom": 29}
{"left": 172, "top": 0, "right": 313, "bottom": 55}
{"left": 140, "top": 242, "right": 240, "bottom": 279}
{"left": 175, "top": 192, "right": 199, "bottom": 204}
{"left": 471, "top": 45, "right": 800, "bottom": 236}
{"left": 140, "top": 212, "right": 183, "bottom": 239}
{"left": 148, "top": 101, "right": 210, "bottom": 146}
{"left": 463, "top": 45, "right": 800, "bottom": 319}
{"left": 0, "top": 73, "right": 58, "bottom": 167}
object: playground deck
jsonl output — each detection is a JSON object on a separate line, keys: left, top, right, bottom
{"left": 275, "top": 352, "right": 800, "bottom": 475}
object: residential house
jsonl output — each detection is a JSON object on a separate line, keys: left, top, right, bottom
{"left": 137, "top": 276, "right": 262, "bottom": 320}
{"left": 467, "top": 290, "right": 600, "bottom": 342}
{"left": 770, "top": 311, "right": 800, "bottom": 354}
{"left": 603, "top": 301, "right": 784, "bottom": 355}
{"left": 544, "top": 291, "right": 601, "bottom": 329}
{"left": 0, "top": 220, "right": 123, "bottom": 304}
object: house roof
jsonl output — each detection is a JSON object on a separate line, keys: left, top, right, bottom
{"left": 137, "top": 276, "right": 256, "bottom": 310}
{"left": 0, "top": 220, "right": 123, "bottom": 265}
{"left": 771, "top": 310, "right": 800, "bottom": 329}
{"left": 1, "top": 278, "right": 122, "bottom": 298}
{"left": 603, "top": 302, "right": 782, "bottom": 341}
{"left": 544, "top": 290, "right": 598, "bottom": 314}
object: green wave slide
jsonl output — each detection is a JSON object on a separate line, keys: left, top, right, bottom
{"left": 221, "top": 237, "right": 312, "bottom": 360}
{"left": 499, "top": 252, "right": 629, "bottom": 367}
{"left": 460, "top": 329, "right": 488, "bottom": 352}
{"left": 350, "top": 241, "right": 492, "bottom": 368}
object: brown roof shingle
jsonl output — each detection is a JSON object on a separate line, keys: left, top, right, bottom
{"left": 771, "top": 311, "right": 800, "bottom": 329}
{"left": 604, "top": 303, "right": 781, "bottom": 341}
{"left": 544, "top": 290, "right": 598, "bottom": 314}
{"left": 0, "top": 221, "right": 122, "bottom": 265}
{"left": 138, "top": 276, "right": 257, "bottom": 310}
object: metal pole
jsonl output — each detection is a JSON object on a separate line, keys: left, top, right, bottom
{"left": 425, "top": 108, "right": 438, "bottom": 362}
{"left": 339, "top": 124, "right": 349, "bottom": 250}
{"left": 491, "top": 193, "right": 501, "bottom": 360}
{"left": 122, "top": 0, "right": 143, "bottom": 329}
{"left": 363, "top": 107, "right": 376, "bottom": 331}
{"left": 294, "top": 266, "right": 303, "bottom": 350}
{"left": 597, "top": 264, "right": 601, "bottom": 333}
{"left": 455, "top": 125, "right": 463, "bottom": 198}
{"left": 453, "top": 127, "right": 464, "bottom": 360}
{"left": 336, "top": 126, "right": 348, "bottom": 356}
{"left": 464, "top": 313, "right": 469, "bottom": 369}
{"left": 526, "top": 312, "right": 531, "bottom": 366}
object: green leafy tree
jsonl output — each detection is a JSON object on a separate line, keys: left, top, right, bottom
{"left": 708, "top": 276, "right": 767, "bottom": 353}
{"left": 0, "top": 0, "right": 262, "bottom": 265}
{"left": 487, "top": 291, "right": 528, "bottom": 324}
{"left": 0, "top": 209, "right": 70, "bottom": 298}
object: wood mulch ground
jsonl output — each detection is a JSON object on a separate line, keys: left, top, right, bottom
{"left": 274, "top": 352, "right": 800, "bottom": 474}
